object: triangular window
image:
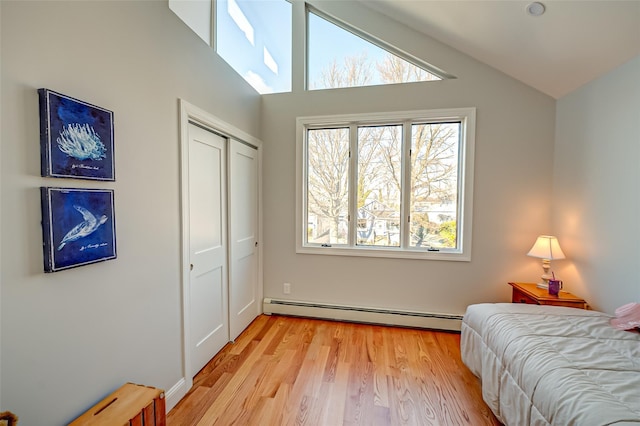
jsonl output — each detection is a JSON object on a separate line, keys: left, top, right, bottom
{"left": 307, "top": 8, "right": 448, "bottom": 90}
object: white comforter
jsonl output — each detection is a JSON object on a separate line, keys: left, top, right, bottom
{"left": 461, "top": 303, "right": 640, "bottom": 425}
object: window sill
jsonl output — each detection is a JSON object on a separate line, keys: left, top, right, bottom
{"left": 296, "top": 245, "right": 470, "bottom": 261}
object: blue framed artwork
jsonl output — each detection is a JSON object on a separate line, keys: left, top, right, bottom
{"left": 41, "top": 187, "right": 117, "bottom": 272}
{"left": 39, "top": 88, "right": 115, "bottom": 181}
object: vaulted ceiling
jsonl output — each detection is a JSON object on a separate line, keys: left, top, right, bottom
{"left": 358, "top": 0, "right": 640, "bottom": 99}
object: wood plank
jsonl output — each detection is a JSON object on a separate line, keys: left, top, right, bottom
{"left": 317, "top": 360, "right": 350, "bottom": 425}
{"left": 167, "top": 315, "right": 501, "bottom": 426}
{"left": 165, "top": 386, "right": 209, "bottom": 426}
{"left": 130, "top": 413, "right": 143, "bottom": 426}
{"left": 193, "top": 315, "right": 289, "bottom": 425}
{"left": 142, "top": 402, "right": 154, "bottom": 426}
{"left": 154, "top": 395, "right": 167, "bottom": 426}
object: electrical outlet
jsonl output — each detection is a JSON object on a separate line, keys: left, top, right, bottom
{"left": 283, "top": 282, "right": 291, "bottom": 294}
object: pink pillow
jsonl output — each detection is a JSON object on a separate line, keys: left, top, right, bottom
{"left": 610, "top": 302, "right": 640, "bottom": 330}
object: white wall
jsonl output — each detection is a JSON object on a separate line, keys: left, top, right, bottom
{"left": 0, "top": 1, "right": 260, "bottom": 424}
{"left": 5, "top": 0, "right": 626, "bottom": 422}
{"left": 261, "top": 1, "right": 557, "bottom": 316}
{"left": 553, "top": 55, "right": 640, "bottom": 313}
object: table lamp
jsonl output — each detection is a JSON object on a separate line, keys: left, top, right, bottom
{"left": 527, "top": 235, "right": 565, "bottom": 288}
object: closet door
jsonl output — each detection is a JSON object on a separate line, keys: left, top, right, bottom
{"left": 188, "top": 123, "right": 229, "bottom": 376}
{"left": 228, "top": 139, "right": 259, "bottom": 340}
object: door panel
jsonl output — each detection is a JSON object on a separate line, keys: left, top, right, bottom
{"left": 229, "top": 140, "right": 259, "bottom": 340}
{"left": 188, "top": 123, "right": 229, "bottom": 375}
{"left": 191, "top": 265, "right": 224, "bottom": 345}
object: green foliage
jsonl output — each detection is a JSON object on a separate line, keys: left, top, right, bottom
{"left": 438, "top": 221, "right": 457, "bottom": 247}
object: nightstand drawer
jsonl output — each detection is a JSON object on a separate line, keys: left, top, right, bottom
{"left": 513, "top": 289, "right": 537, "bottom": 304}
{"left": 537, "top": 299, "right": 588, "bottom": 309}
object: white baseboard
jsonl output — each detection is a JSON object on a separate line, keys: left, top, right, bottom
{"left": 165, "top": 377, "right": 188, "bottom": 413}
{"left": 263, "top": 298, "right": 462, "bottom": 331}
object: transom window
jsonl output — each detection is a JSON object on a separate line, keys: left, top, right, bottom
{"left": 169, "top": 1, "right": 453, "bottom": 94}
{"left": 297, "top": 108, "right": 475, "bottom": 260}
{"left": 307, "top": 7, "right": 446, "bottom": 90}
{"left": 216, "top": 0, "right": 292, "bottom": 94}
{"left": 169, "top": 0, "right": 292, "bottom": 94}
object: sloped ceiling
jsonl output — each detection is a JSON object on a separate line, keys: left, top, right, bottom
{"left": 358, "top": 0, "right": 640, "bottom": 99}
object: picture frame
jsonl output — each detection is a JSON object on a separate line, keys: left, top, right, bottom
{"left": 39, "top": 88, "right": 115, "bottom": 181}
{"left": 41, "top": 187, "right": 117, "bottom": 272}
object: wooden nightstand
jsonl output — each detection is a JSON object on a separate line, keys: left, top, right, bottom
{"left": 509, "top": 282, "right": 588, "bottom": 309}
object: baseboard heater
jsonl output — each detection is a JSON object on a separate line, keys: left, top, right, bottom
{"left": 263, "top": 298, "right": 463, "bottom": 331}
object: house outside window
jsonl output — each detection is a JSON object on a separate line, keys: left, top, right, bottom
{"left": 297, "top": 108, "right": 476, "bottom": 261}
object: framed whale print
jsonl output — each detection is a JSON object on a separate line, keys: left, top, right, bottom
{"left": 41, "top": 187, "right": 117, "bottom": 272}
{"left": 39, "top": 88, "right": 115, "bottom": 181}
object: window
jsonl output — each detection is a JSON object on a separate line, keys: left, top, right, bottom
{"left": 306, "top": 127, "right": 350, "bottom": 245}
{"left": 170, "top": 1, "right": 453, "bottom": 94}
{"left": 216, "top": 0, "right": 292, "bottom": 94}
{"left": 307, "top": 8, "right": 447, "bottom": 90}
{"left": 297, "top": 108, "right": 475, "bottom": 260}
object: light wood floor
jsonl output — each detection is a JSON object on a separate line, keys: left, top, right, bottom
{"left": 167, "top": 314, "right": 500, "bottom": 426}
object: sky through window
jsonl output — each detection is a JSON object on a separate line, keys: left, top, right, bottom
{"left": 216, "top": 0, "right": 292, "bottom": 94}
{"left": 307, "top": 10, "right": 441, "bottom": 90}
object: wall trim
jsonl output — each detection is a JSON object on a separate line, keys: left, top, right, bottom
{"left": 263, "top": 298, "right": 462, "bottom": 331}
{"left": 165, "top": 378, "right": 188, "bottom": 413}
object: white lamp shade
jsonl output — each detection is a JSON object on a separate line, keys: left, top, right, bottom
{"left": 527, "top": 235, "right": 566, "bottom": 260}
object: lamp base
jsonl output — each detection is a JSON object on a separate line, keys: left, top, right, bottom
{"left": 537, "top": 273, "right": 551, "bottom": 289}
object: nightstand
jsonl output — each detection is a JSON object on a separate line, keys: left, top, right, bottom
{"left": 508, "top": 282, "right": 588, "bottom": 309}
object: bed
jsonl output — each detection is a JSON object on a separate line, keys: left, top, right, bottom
{"left": 461, "top": 303, "right": 640, "bottom": 425}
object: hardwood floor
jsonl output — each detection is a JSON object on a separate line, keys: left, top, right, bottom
{"left": 167, "top": 314, "right": 500, "bottom": 426}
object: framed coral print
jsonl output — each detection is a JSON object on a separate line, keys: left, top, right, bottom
{"left": 39, "top": 88, "right": 115, "bottom": 181}
{"left": 41, "top": 187, "right": 117, "bottom": 272}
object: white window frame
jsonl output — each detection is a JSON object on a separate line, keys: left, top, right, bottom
{"left": 296, "top": 107, "right": 475, "bottom": 261}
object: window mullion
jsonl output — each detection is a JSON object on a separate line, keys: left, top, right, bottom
{"left": 211, "top": 0, "right": 217, "bottom": 49}
{"left": 400, "top": 121, "right": 412, "bottom": 249}
{"left": 348, "top": 124, "right": 359, "bottom": 248}
{"left": 302, "top": 128, "right": 310, "bottom": 245}
{"left": 455, "top": 118, "right": 467, "bottom": 251}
